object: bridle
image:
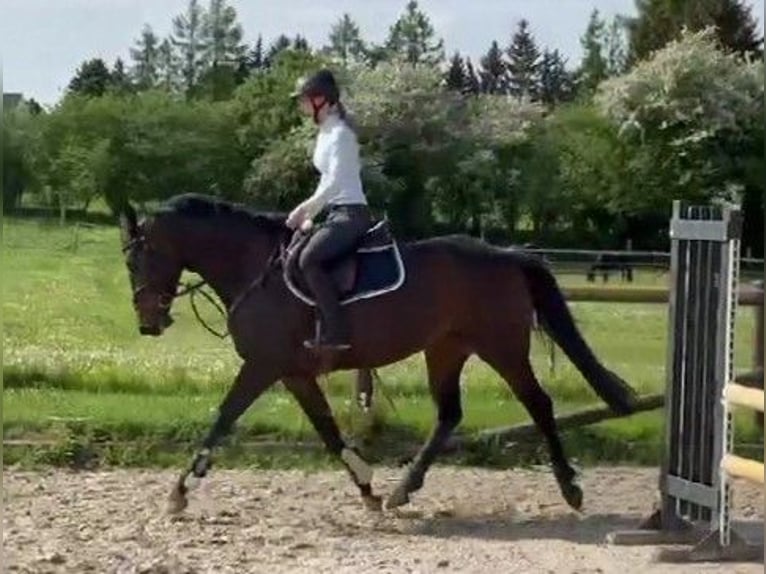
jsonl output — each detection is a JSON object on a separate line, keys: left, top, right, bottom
{"left": 122, "top": 232, "right": 287, "bottom": 339}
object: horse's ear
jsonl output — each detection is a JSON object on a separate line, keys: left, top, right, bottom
{"left": 118, "top": 202, "right": 139, "bottom": 244}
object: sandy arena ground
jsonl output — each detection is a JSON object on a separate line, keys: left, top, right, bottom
{"left": 3, "top": 465, "right": 763, "bottom": 573}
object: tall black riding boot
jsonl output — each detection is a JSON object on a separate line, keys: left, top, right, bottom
{"left": 302, "top": 265, "right": 351, "bottom": 351}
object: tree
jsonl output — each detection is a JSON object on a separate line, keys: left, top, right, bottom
{"left": 39, "top": 92, "right": 251, "bottom": 211}
{"left": 347, "top": 62, "right": 459, "bottom": 236}
{"left": 385, "top": 0, "right": 445, "bottom": 65}
{"left": 326, "top": 13, "right": 367, "bottom": 66}
{"left": 193, "top": 63, "right": 240, "bottom": 100}
{"left": 202, "top": 0, "right": 246, "bottom": 67}
{"left": 292, "top": 35, "right": 310, "bottom": 52}
{"left": 578, "top": 10, "right": 609, "bottom": 96}
{"left": 157, "top": 38, "right": 181, "bottom": 91}
{"left": 36, "top": 94, "right": 127, "bottom": 212}
{"left": 463, "top": 95, "right": 545, "bottom": 234}
{"left": 539, "top": 104, "right": 627, "bottom": 244}
{"left": 605, "top": 17, "right": 628, "bottom": 75}
{"left": 479, "top": 41, "right": 506, "bottom": 94}
{"left": 539, "top": 49, "right": 574, "bottom": 106}
{"left": 130, "top": 24, "right": 160, "bottom": 89}
{"left": 444, "top": 52, "right": 466, "bottom": 91}
{"left": 235, "top": 49, "right": 330, "bottom": 160}
{"left": 110, "top": 58, "right": 133, "bottom": 95}
{"left": 26, "top": 99, "right": 44, "bottom": 115}
{"left": 506, "top": 19, "right": 541, "bottom": 100}
{"left": 576, "top": 10, "right": 628, "bottom": 97}
{"left": 67, "top": 58, "right": 113, "bottom": 97}
{"left": 464, "top": 58, "right": 480, "bottom": 95}
{"left": 706, "top": 0, "right": 763, "bottom": 57}
{"left": 596, "top": 27, "right": 764, "bottom": 245}
{"left": 46, "top": 138, "right": 111, "bottom": 216}
{"left": 244, "top": 121, "right": 316, "bottom": 211}
{"left": 171, "top": 0, "right": 208, "bottom": 91}
{"left": 3, "top": 106, "right": 43, "bottom": 210}
{"left": 246, "top": 35, "right": 265, "bottom": 71}
{"left": 625, "top": 0, "right": 763, "bottom": 64}
{"left": 266, "top": 34, "right": 293, "bottom": 67}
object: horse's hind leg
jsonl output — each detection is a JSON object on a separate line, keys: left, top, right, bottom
{"left": 386, "top": 337, "right": 468, "bottom": 509}
{"left": 477, "top": 339, "right": 583, "bottom": 511}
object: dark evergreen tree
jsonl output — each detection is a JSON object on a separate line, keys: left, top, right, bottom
{"left": 625, "top": 0, "right": 763, "bottom": 64}
{"left": 67, "top": 58, "right": 113, "bottom": 97}
{"left": 266, "top": 34, "right": 292, "bottom": 66}
{"left": 236, "top": 35, "right": 265, "bottom": 79}
{"left": 385, "top": 0, "right": 444, "bottom": 65}
{"left": 479, "top": 41, "right": 506, "bottom": 94}
{"left": 110, "top": 58, "right": 133, "bottom": 94}
{"left": 202, "top": 0, "right": 246, "bottom": 66}
{"left": 578, "top": 9, "right": 609, "bottom": 95}
{"left": 464, "top": 57, "right": 481, "bottom": 95}
{"left": 130, "top": 24, "right": 160, "bottom": 89}
{"left": 506, "top": 19, "right": 541, "bottom": 100}
{"left": 157, "top": 38, "right": 181, "bottom": 91}
{"left": 171, "top": 0, "right": 208, "bottom": 91}
{"left": 292, "top": 34, "right": 310, "bottom": 52}
{"left": 327, "top": 13, "right": 367, "bottom": 65}
{"left": 539, "top": 49, "right": 573, "bottom": 106}
{"left": 445, "top": 52, "right": 466, "bottom": 91}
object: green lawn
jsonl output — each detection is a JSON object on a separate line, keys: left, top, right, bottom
{"left": 3, "top": 217, "right": 762, "bottom": 468}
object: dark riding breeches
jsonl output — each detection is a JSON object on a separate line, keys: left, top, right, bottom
{"left": 298, "top": 204, "right": 372, "bottom": 343}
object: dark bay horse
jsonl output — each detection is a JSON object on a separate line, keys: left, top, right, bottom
{"left": 118, "top": 193, "right": 638, "bottom": 513}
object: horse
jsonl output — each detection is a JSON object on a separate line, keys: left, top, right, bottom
{"left": 118, "top": 193, "right": 638, "bottom": 514}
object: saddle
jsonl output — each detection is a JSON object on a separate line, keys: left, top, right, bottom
{"left": 283, "top": 219, "right": 406, "bottom": 306}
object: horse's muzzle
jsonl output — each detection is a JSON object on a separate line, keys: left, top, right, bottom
{"left": 139, "top": 314, "right": 174, "bottom": 336}
{"left": 139, "top": 324, "right": 162, "bottom": 336}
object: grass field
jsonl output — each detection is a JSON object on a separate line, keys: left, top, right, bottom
{"left": 3, "top": 217, "right": 763, "bottom": 469}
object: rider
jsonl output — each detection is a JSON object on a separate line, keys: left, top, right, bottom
{"left": 286, "top": 68, "right": 372, "bottom": 352}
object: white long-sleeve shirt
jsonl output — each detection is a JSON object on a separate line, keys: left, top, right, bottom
{"left": 297, "top": 112, "right": 368, "bottom": 220}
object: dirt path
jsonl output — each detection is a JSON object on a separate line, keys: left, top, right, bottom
{"left": 3, "top": 465, "right": 763, "bottom": 573}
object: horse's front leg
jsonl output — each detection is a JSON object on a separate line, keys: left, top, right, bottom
{"left": 282, "top": 376, "right": 382, "bottom": 511}
{"left": 168, "top": 360, "right": 277, "bottom": 513}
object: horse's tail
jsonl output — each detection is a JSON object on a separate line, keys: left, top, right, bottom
{"left": 519, "top": 256, "right": 638, "bottom": 415}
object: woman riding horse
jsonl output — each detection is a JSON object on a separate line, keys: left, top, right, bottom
{"left": 286, "top": 69, "right": 372, "bottom": 353}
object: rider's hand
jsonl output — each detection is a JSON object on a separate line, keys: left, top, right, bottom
{"left": 299, "top": 219, "right": 313, "bottom": 233}
{"left": 286, "top": 207, "right": 305, "bottom": 230}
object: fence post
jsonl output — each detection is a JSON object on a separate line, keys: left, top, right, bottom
{"left": 608, "top": 201, "right": 763, "bottom": 562}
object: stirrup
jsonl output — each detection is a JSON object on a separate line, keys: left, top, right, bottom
{"left": 305, "top": 317, "right": 351, "bottom": 351}
{"left": 303, "top": 337, "right": 351, "bottom": 351}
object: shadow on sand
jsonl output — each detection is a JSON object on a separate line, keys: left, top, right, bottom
{"left": 394, "top": 508, "right": 764, "bottom": 551}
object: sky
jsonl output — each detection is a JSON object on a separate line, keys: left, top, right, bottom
{"left": 2, "top": 0, "right": 764, "bottom": 106}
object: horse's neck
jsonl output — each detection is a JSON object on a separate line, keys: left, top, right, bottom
{"left": 183, "top": 232, "right": 280, "bottom": 309}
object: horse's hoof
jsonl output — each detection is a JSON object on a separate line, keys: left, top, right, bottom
{"left": 396, "top": 454, "right": 414, "bottom": 467}
{"left": 562, "top": 482, "right": 583, "bottom": 511}
{"left": 362, "top": 494, "right": 383, "bottom": 512}
{"left": 384, "top": 486, "right": 410, "bottom": 510}
{"left": 167, "top": 488, "right": 189, "bottom": 514}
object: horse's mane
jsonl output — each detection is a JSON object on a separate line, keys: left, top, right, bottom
{"left": 156, "top": 193, "right": 288, "bottom": 234}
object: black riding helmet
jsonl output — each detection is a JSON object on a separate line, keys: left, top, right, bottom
{"left": 290, "top": 68, "right": 340, "bottom": 117}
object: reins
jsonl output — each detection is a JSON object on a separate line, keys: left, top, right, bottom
{"left": 181, "top": 238, "right": 287, "bottom": 339}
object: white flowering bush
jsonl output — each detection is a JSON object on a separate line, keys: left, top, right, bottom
{"left": 595, "top": 27, "right": 764, "bottom": 210}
